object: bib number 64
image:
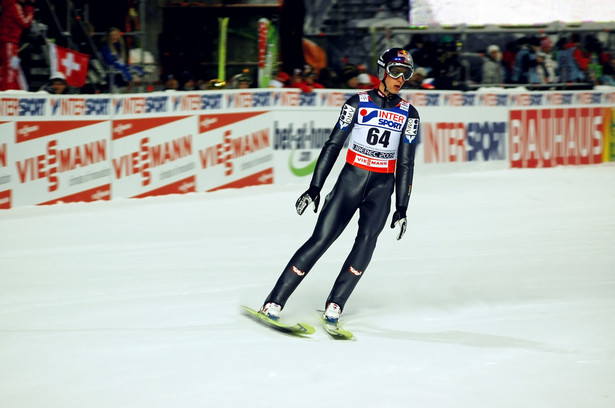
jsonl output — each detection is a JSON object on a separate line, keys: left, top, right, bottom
{"left": 367, "top": 128, "right": 391, "bottom": 148}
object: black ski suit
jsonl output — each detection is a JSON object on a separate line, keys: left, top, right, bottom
{"left": 265, "top": 88, "right": 420, "bottom": 311}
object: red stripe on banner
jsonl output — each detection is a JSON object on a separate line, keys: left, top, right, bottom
{"left": 0, "top": 190, "right": 11, "bottom": 209}
{"left": 131, "top": 175, "right": 196, "bottom": 198}
{"left": 206, "top": 168, "right": 274, "bottom": 192}
{"left": 112, "top": 116, "right": 191, "bottom": 140}
{"left": 38, "top": 184, "right": 111, "bottom": 206}
{"left": 16, "top": 120, "right": 106, "bottom": 143}
{"left": 198, "top": 111, "right": 268, "bottom": 134}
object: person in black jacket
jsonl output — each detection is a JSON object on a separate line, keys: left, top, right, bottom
{"left": 259, "top": 48, "right": 420, "bottom": 324}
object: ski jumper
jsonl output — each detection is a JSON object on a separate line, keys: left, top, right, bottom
{"left": 265, "top": 89, "right": 420, "bottom": 311}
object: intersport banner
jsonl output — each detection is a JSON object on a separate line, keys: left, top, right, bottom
{"left": 413, "top": 91, "right": 509, "bottom": 173}
{"left": 0, "top": 88, "right": 613, "bottom": 209}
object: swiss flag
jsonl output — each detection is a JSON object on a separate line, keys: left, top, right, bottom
{"left": 48, "top": 43, "right": 90, "bottom": 87}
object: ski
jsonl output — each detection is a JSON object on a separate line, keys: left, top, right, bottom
{"left": 322, "top": 319, "right": 354, "bottom": 340}
{"left": 242, "top": 306, "right": 315, "bottom": 336}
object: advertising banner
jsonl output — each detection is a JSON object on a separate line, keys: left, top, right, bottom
{"left": 12, "top": 119, "right": 111, "bottom": 207}
{"left": 417, "top": 105, "right": 508, "bottom": 170}
{"left": 0, "top": 120, "right": 14, "bottom": 209}
{"left": 509, "top": 107, "right": 605, "bottom": 168}
{"left": 0, "top": 88, "right": 613, "bottom": 209}
{"left": 196, "top": 111, "right": 274, "bottom": 192}
{"left": 271, "top": 109, "right": 341, "bottom": 185}
{"left": 604, "top": 107, "right": 615, "bottom": 162}
{"left": 111, "top": 115, "right": 197, "bottom": 198}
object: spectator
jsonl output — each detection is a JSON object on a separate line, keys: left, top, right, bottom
{"left": 302, "top": 65, "right": 324, "bottom": 90}
{"left": 100, "top": 27, "right": 144, "bottom": 91}
{"left": 235, "top": 74, "right": 252, "bottom": 89}
{"left": 481, "top": 44, "right": 504, "bottom": 85}
{"left": 0, "top": 0, "right": 35, "bottom": 91}
{"left": 229, "top": 69, "right": 253, "bottom": 89}
{"left": 163, "top": 74, "right": 178, "bottom": 91}
{"left": 601, "top": 55, "right": 615, "bottom": 86}
{"left": 502, "top": 40, "right": 519, "bottom": 83}
{"left": 433, "top": 39, "right": 464, "bottom": 89}
{"left": 535, "top": 51, "right": 558, "bottom": 85}
{"left": 404, "top": 33, "right": 436, "bottom": 74}
{"left": 538, "top": 37, "right": 558, "bottom": 84}
{"left": 406, "top": 67, "right": 433, "bottom": 89}
{"left": 316, "top": 67, "right": 340, "bottom": 88}
{"left": 511, "top": 36, "right": 541, "bottom": 84}
{"left": 557, "top": 33, "right": 589, "bottom": 83}
{"left": 585, "top": 35, "right": 609, "bottom": 84}
{"left": 357, "top": 73, "right": 372, "bottom": 89}
{"left": 540, "top": 36, "right": 554, "bottom": 55}
{"left": 196, "top": 78, "right": 208, "bottom": 90}
{"left": 341, "top": 64, "right": 359, "bottom": 89}
{"left": 268, "top": 78, "right": 283, "bottom": 88}
{"left": 39, "top": 72, "right": 72, "bottom": 94}
{"left": 289, "top": 68, "right": 312, "bottom": 92}
{"left": 179, "top": 71, "right": 197, "bottom": 91}
{"left": 357, "top": 63, "right": 380, "bottom": 88}
{"left": 268, "top": 71, "right": 288, "bottom": 88}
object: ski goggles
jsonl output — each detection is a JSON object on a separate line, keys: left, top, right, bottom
{"left": 386, "top": 63, "right": 414, "bottom": 80}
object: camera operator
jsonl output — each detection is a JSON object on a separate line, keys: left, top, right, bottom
{"left": 0, "top": 0, "right": 35, "bottom": 91}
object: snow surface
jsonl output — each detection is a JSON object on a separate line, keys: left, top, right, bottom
{"left": 1, "top": 165, "right": 614, "bottom": 407}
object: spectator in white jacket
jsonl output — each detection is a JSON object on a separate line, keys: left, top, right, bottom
{"left": 481, "top": 44, "right": 504, "bottom": 86}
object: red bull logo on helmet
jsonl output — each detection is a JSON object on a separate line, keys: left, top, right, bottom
{"left": 393, "top": 49, "right": 411, "bottom": 64}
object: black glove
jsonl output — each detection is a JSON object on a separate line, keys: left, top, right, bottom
{"left": 390, "top": 206, "right": 407, "bottom": 240}
{"left": 295, "top": 185, "right": 321, "bottom": 215}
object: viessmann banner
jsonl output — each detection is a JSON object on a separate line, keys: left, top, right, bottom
{"left": 0, "top": 88, "right": 613, "bottom": 209}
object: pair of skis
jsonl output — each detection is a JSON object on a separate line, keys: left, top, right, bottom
{"left": 242, "top": 306, "right": 353, "bottom": 339}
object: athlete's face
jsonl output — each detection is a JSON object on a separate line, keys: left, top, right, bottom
{"left": 380, "top": 73, "right": 405, "bottom": 94}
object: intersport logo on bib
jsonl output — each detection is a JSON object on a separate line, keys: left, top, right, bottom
{"left": 359, "top": 108, "right": 405, "bottom": 130}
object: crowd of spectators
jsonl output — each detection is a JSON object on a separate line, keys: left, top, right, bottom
{"left": 147, "top": 31, "right": 615, "bottom": 94}
{"left": 1, "top": 0, "right": 614, "bottom": 95}
{"left": 399, "top": 32, "right": 615, "bottom": 90}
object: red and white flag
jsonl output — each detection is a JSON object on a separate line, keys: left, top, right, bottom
{"left": 48, "top": 43, "right": 90, "bottom": 87}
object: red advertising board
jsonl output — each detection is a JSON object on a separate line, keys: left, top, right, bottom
{"left": 509, "top": 107, "right": 604, "bottom": 168}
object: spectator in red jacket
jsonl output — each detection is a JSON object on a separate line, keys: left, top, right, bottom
{"left": 0, "top": 0, "right": 35, "bottom": 91}
{"left": 289, "top": 65, "right": 323, "bottom": 92}
{"left": 557, "top": 33, "right": 590, "bottom": 83}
